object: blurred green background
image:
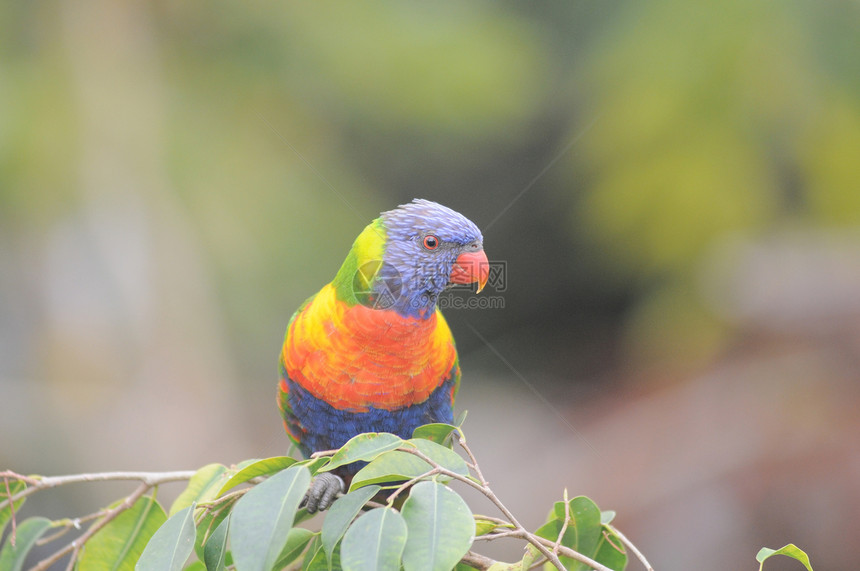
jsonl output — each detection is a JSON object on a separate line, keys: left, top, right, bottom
{"left": 2, "top": 0, "right": 859, "bottom": 569}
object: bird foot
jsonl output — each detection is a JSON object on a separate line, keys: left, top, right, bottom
{"left": 302, "top": 473, "right": 345, "bottom": 514}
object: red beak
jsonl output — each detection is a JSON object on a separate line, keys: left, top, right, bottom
{"left": 450, "top": 250, "right": 490, "bottom": 293}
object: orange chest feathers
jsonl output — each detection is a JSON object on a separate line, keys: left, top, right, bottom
{"left": 281, "top": 284, "right": 459, "bottom": 412}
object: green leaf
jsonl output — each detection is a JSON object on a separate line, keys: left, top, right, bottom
{"left": 0, "top": 516, "right": 51, "bottom": 571}
{"left": 474, "top": 516, "right": 513, "bottom": 537}
{"left": 536, "top": 496, "right": 626, "bottom": 571}
{"left": 592, "top": 526, "right": 627, "bottom": 571}
{"left": 170, "top": 464, "right": 229, "bottom": 516}
{"left": 411, "top": 423, "right": 460, "bottom": 446}
{"left": 203, "top": 513, "right": 230, "bottom": 571}
{"left": 274, "top": 528, "right": 316, "bottom": 569}
{"left": 234, "top": 458, "right": 259, "bottom": 470}
{"left": 401, "top": 481, "right": 475, "bottom": 571}
{"left": 600, "top": 510, "right": 617, "bottom": 525}
{"left": 757, "top": 544, "right": 814, "bottom": 571}
{"left": 407, "top": 439, "right": 469, "bottom": 475}
{"left": 136, "top": 504, "right": 196, "bottom": 571}
{"left": 217, "top": 457, "right": 298, "bottom": 497}
{"left": 484, "top": 544, "right": 539, "bottom": 571}
{"left": 296, "top": 457, "right": 331, "bottom": 476}
{"left": 185, "top": 561, "right": 206, "bottom": 571}
{"left": 194, "top": 496, "right": 237, "bottom": 561}
{"left": 349, "top": 452, "right": 425, "bottom": 491}
{"left": 352, "top": 439, "right": 469, "bottom": 492}
{"left": 0, "top": 479, "right": 27, "bottom": 540}
{"left": 230, "top": 465, "right": 311, "bottom": 571}
{"left": 321, "top": 485, "right": 381, "bottom": 566}
{"left": 302, "top": 535, "right": 334, "bottom": 571}
{"left": 340, "top": 507, "right": 407, "bottom": 571}
{"left": 520, "top": 543, "right": 540, "bottom": 569}
{"left": 349, "top": 439, "right": 468, "bottom": 492}
{"left": 78, "top": 495, "right": 167, "bottom": 571}
{"left": 322, "top": 433, "right": 404, "bottom": 473}
{"left": 300, "top": 535, "right": 323, "bottom": 571}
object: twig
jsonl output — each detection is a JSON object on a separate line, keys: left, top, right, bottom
{"left": 408, "top": 437, "right": 647, "bottom": 571}
{"left": 196, "top": 487, "right": 248, "bottom": 513}
{"left": 457, "top": 434, "right": 488, "bottom": 485}
{"left": 554, "top": 488, "right": 570, "bottom": 557}
{"left": 30, "top": 482, "right": 151, "bottom": 571}
{"left": 609, "top": 524, "right": 654, "bottom": 571}
{"left": 473, "top": 529, "right": 522, "bottom": 542}
{"left": 398, "top": 445, "right": 603, "bottom": 571}
{"left": 0, "top": 469, "right": 196, "bottom": 571}
{"left": 0, "top": 470, "right": 40, "bottom": 486}
{"left": 0, "top": 470, "right": 195, "bottom": 512}
{"left": 37, "top": 508, "right": 115, "bottom": 546}
{"left": 530, "top": 533, "right": 612, "bottom": 569}
{"left": 460, "top": 550, "right": 498, "bottom": 570}
{"left": 2, "top": 474, "right": 17, "bottom": 547}
{"left": 385, "top": 468, "right": 440, "bottom": 506}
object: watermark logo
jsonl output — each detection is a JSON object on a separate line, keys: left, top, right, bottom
{"left": 352, "top": 260, "right": 401, "bottom": 310}
{"left": 351, "top": 259, "right": 507, "bottom": 310}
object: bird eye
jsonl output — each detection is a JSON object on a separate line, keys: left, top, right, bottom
{"left": 422, "top": 235, "right": 439, "bottom": 250}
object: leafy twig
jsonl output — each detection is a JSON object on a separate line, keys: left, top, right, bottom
{"left": 399, "top": 444, "right": 609, "bottom": 571}
{"left": 0, "top": 470, "right": 195, "bottom": 512}
{"left": 461, "top": 550, "right": 497, "bottom": 570}
{"left": 31, "top": 482, "right": 150, "bottom": 571}
{"left": 457, "top": 432, "right": 488, "bottom": 485}
{"left": 0, "top": 469, "right": 196, "bottom": 571}
{"left": 36, "top": 510, "right": 110, "bottom": 546}
{"left": 385, "top": 468, "right": 439, "bottom": 506}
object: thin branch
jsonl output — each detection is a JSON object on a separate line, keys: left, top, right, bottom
{"left": 554, "top": 488, "right": 571, "bottom": 558}
{"left": 457, "top": 434, "right": 487, "bottom": 485}
{"left": 35, "top": 470, "right": 196, "bottom": 487}
{"left": 31, "top": 481, "right": 151, "bottom": 571}
{"left": 196, "top": 487, "right": 247, "bottom": 513}
{"left": 609, "top": 524, "right": 654, "bottom": 571}
{"left": 0, "top": 470, "right": 195, "bottom": 512}
{"left": 0, "top": 470, "right": 40, "bottom": 486}
{"left": 473, "top": 529, "right": 523, "bottom": 542}
{"left": 36, "top": 525, "right": 75, "bottom": 547}
{"left": 0, "top": 470, "right": 195, "bottom": 571}
{"left": 460, "top": 550, "right": 498, "bottom": 570}
{"left": 38, "top": 506, "right": 114, "bottom": 547}
{"left": 403, "top": 442, "right": 623, "bottom": 571}
{"left": 385, "top": 468, "right": 440, "bottom": 506}
{"left": 534, "top": 534, "right": 622, "bottom": 571}
{"left": 3, "top": 474, "right": 17, "bottom": 547}
{"left": 398, "top": 446, "right": 595, "bottom": 571}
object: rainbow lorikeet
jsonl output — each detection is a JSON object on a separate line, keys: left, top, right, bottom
{"left": 278, "top": 199, "right": 489, "bottom": 511}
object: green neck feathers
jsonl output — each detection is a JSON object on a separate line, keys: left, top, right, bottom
{"left": 331, "top": 218, "right": 387, "bottom": 306}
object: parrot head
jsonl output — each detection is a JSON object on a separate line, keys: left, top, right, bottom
{"left": 333, "top": 199, "right": 489, "bottom": 318}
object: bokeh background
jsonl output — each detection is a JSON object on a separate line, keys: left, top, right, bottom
{"left": 2, "top": 1, "right": 860, "bottom": 569}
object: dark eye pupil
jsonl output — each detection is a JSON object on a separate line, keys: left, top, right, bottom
{"left": 424, "top": 236, "right": 438, "bottom": 249}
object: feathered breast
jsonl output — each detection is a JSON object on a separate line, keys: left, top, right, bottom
{"left": 281, "top": 283, "right": 459, "bottom": 412}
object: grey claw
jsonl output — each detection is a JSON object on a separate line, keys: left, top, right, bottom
{"left": 303, "top": 473, "right": 345, "bottom": 514}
